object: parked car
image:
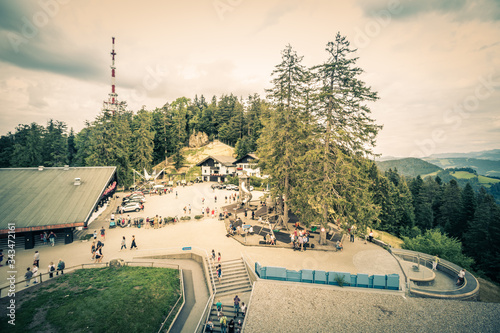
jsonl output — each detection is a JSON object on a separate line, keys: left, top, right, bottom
{"left": 121, "top": 202, "right": 144, "bottom": 213}
{"left": 226, "top": 184, "right": 238, "bottom": 191}
{"left": 123, "top": 197, "right": 146, "bottom": 204}
{"left": 123, "top": 194, "right": 146, "bottom": 203}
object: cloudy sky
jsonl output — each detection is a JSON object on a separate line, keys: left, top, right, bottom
{"left": 0, "top": 0, "right": 499, "bottom": 157}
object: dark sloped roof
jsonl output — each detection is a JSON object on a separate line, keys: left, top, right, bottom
{"left": 0, "top": 167, "right": 116, "bottom": 232}
{"left": 196, "top": 155, "right": 236, "bottom": 167}
{"left": 234, "top": 153, "right": 259, "bottom": 165}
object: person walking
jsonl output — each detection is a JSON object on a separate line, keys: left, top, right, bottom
{"left": 120, "top": 236, "right": 126, "bottom": 250}
{"left": 188, "top": 204, "right": 191, "bottom": 214}
{"left": 93, "top": 230, "right": 97, "bottom": 240}
{"left": 217, "top": 264, "right": 222, "bottom": 283}
{"left": 218, "top": 252, "right": 221, "bottom": 265}
{"left": 100, "top": 226, "right": 106, "bottom": 241}
{"left": 49, "top": 231, "right": 56, "bottom": 246}
{"left": 43, "top": 231, "right": 48, "bottom": 245}
{"left": 220, "top": 313, "right": 228, "bottom": 333}
{"left": 211, "top": 249, "right": 216, "bottom": 261}
{"left": 130, "top": 235, "right": 138, "bottom": 250}
{"left": 227, "top": 319, "right": 235, "bottom": 333}
{"left": 56, "top": 259, "right": 65, "bottom": 275}
{"left": 95, "top": 245, "right": 103, "bottom": 263}
{"left": 233, "top": 295, "right": 241, "bottom": 318}
{"left": 48, "top": 261, "right": 55, "bottom": 278}
{"left": 216, "top": 298, "right": 223, "bottom": 318}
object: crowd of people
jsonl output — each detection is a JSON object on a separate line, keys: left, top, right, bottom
{"left": 23, "top": 250, "right": 65, "bottom": 286}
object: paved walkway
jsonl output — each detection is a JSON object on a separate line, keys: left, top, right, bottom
{"left": 0, "top": 183, "right": 404, "bottom": 331}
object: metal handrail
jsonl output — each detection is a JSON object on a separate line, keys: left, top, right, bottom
{"left": 157, "top": 269, "right": 185, "bottom": 333}
{"left": 195, "top": 254, "right": 217, "bottom": 333}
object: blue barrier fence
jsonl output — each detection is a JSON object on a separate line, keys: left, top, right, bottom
{"left": 255, "top": 262, "right": 400, "bottom": 290}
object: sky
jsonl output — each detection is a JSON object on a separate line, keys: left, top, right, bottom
{"left": 0, "top": 0, "right": 499, "bottom": 157}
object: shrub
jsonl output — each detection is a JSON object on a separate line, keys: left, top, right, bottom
{"left": 80, "top": 234, "right": 93, "bottom": 241}
{"left": 334, "top": 274, "right": 347, "bottom": 287}
{"left": 402, "top": 229, "right": 474, "bottom": 269}
{"left": 180, "top": 216, "right": 191, "bottom": 220}
{"left": 194, "top": 215, "right": 204, "bottom": 220}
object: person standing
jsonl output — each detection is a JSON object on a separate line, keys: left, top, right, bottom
{"left": 43, "top": 231, "right": 48, "bottom": 245}
{"left": 241, "top": 302, "right": 246, "bottom": 317}
{"left": 368, "top": 230, "right": 374, "bottom": 243}
{"left": 49, "top": 231, "right": 56, "bottom": 246}
{"left": 433, "top": 255, "right": 440, "bottom": 271}
{"left": 32, "top": 264, "right": 39, "bottom": 283}
{"left": 48, "top": 262, "right": 55, "bottom": 278}
{"left": 91, "top": 242, "right": 96, "bottom": 260}
{"left": 218, "top": 252, "right": 221, "bottom": 265}
{"left": 120, "top": 236, "right": 126, "bottom": 250}
{"left": 24, "top": 267, "right": 33, "bottom": 286}
{"left": 211, "top": 249, "right": 216, "bottom": 261}
{"left": 93, "top": 230, "right": 97, "bottom": 240}
{"left": 233, "top": 295, "right": 241, "bottom": 317}
{"left": 130, "top": 235, "right": 138, "bottom": 250}
{"left": 56, "top": 259, "right": 65, "bottom": 275}
{"left": 188, "top": 204, "right": 191, "bottom": 214}
{"left": 33, "top": 251, "right": 40, "bottom": 267}
{"left": 100, "top": 226, "right": 106, "bottom": 241}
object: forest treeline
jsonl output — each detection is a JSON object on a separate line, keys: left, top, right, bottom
{"left": 0, "top": 32, "right": 498, "bottom": 283}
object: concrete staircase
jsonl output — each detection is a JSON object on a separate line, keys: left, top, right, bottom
{"left": 210, "top": 258, "right": 253, "bottom": 296}
{"left": 206, "top": 302, "right": 245, "bottom": 332}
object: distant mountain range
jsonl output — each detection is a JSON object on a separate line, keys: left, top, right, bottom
{"left": 426, "top": 149, "right": 500, "bottom": 160}
{"left": 376, "top": 149, "right": 500, "bottom": 178}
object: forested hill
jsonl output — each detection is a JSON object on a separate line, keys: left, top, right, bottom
{"left": 423, "top": 158, "right": 500, "bottom": 178}
{"left": 376, "top": 158, "right": 442, "bottom": 177}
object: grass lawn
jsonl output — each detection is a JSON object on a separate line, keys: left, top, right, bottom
{"left": 1, "top": 266, "right": 181, "bottom": 333}
{"left": 372, "top": 230, "right": 404, "bottom": 248}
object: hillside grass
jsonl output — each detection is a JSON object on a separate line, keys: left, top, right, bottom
{"left": 451, "top": 171, "right": 477, "bottom": 179}
{"left": 1, "top": 266, "right": 181, "bottom": 333}
{"left": 478, "top": 175, "right": 500, "bottom": 184}
{"left": 372, "top": 230, "right": 404, "bottom": 249}
{"left": 449, "top": 171, "right": 500, "bottom": 188}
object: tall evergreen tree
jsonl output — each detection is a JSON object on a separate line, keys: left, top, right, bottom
{"left": 11, "top": 123, "right": 45, "bottom": 167}
{"left": 43, "top": 119, "right": 68, "bottom": 166}
{"left": 258, "top": 44, "right": 310, "bottom": 229}
{"left": 301, "top": 33, "right": 381, "bottom": 240}
{"left": 84, "top": 111, "right": 132, "bottom": 186}
{"left": 130, "top": 109, "right": 154, "bottom": 171}
{"left": 440, "top": 179, "right": 464, "bottom": 238}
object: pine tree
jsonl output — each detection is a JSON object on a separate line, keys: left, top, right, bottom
{"left": 440, "top": 179, "right": 464, "bottom": 238}
{"left": 257, "top": 44, "right": 310, "bottom": 229}
{"left": 301, "top": 33, "right": 381, "bottom": 240}
{"left": 130, "top": 109, "right": 154, "bottom": 171}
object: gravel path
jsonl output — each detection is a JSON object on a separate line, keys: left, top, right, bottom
{"left": 243, "top": 280, "right": 500, "bottom": 333}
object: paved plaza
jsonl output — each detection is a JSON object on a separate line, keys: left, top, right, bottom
{"left": 6, "top": 183, "right": 497, "bottom": 332}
